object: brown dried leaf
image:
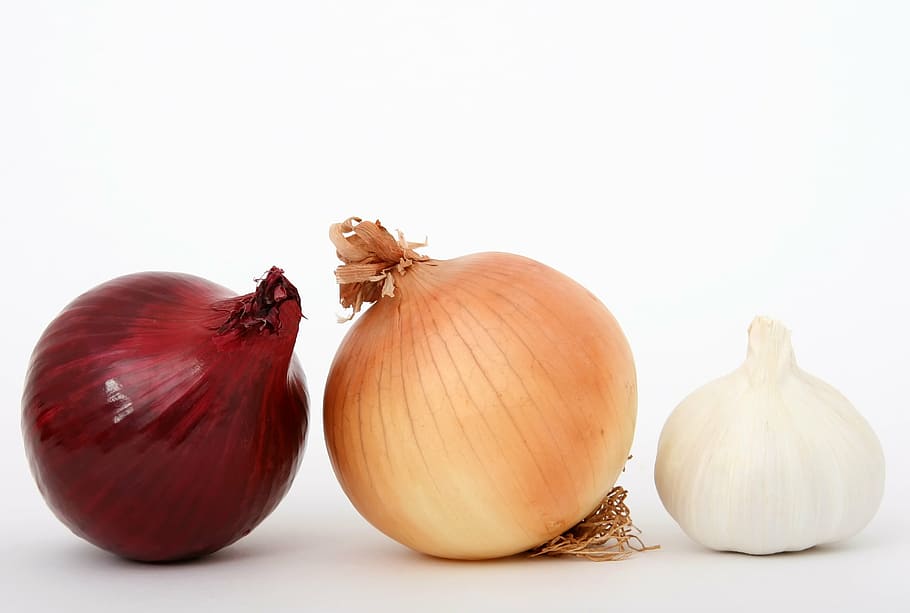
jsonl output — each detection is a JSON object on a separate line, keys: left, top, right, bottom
{"left": 329, "top": 217, "right": 429, "bottom": 318}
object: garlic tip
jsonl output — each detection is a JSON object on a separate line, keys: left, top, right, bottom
{"left": 745, "top": 316, "right": 796, "bottom": 378}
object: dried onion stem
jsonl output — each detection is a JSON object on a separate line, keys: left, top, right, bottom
{"left": 329, "top": 216, "right": 428, "bottom": 318}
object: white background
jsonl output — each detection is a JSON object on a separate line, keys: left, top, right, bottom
{"left": 1, "top": 1, "right": 908, "bottom": 611}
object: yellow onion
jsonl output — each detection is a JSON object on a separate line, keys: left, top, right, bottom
{"left": 323, "top": 217, "right": 638, "bottom": 560}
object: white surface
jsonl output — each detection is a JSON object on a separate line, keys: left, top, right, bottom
{"left": 1, "top": 1, "right": 908, "bottom": 611}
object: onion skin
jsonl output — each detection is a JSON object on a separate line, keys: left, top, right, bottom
{"left": 22, "top": 269, "right": 308, "bottom": 562}
{"left": 324, "top": 250, "right": 637, "bottom": 560}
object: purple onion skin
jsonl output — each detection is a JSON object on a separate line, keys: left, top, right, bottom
{"left": 22, "top": 268, "right": 308, "bottom": 562}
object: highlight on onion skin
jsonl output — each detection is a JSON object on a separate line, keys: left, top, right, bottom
{"left": 22, "top": 268, "right": 309, "bottom": 562}
{"left": 324, "top": 219, "right": 637, "bottom": 560}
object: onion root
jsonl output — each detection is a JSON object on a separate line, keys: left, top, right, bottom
{"left": 529, "top": 486, "right": 659, "bottom": 561}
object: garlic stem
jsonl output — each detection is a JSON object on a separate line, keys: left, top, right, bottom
{"left": 744, "top": 316, "right": 797, "bottom": 383}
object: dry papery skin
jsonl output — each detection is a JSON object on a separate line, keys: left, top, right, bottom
{"left": 328, "top": 217, "right": 655, "bottom": 560}
{"left": 329, "top": 216, "right": 428, "bottom": 317}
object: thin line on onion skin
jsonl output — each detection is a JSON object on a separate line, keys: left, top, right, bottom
{"left": 329, "top": 335, "right": 358, "bottom": 491}
{"left": 406, "top": 292, "right": 503, "bottom": 531}
{"left": 338, "top": 325, "right": 374, "bottom": 493}
{"left": 411, "top": 274, "right": 512, "bottom": 476}
{"left": 325, "top": 346, "right": 347, "bottom": 480}
{"left": 355, "top": 338, "right": 379, "bottom": 495}
{"left": 323, "top": 330, "right": 372, "bottom": 490}
{"left": 449, "top": 267, "right": 596, "bottom": 505}
{"left": 343, "top": 334, "right": 380, "bottom": 502}
{"left": 331, "top": 316, "right": 397, "bottom": 518}
{"left": 395, "top": 296, "right": 444, "bottom": 501}
{"left": 484, "top": 263, "right": 632, "bottom": 411}
{"left": 88, "top": 359, "right": 216, "bottom": 547}
{"left": 163, "top": 417, "right": 223, "bottom": 553}
{"left": 473, "top": 261, "right": 627, "bottom": 516}
{"left": 373, "top": 301, "right": 395, "bottom": 483}
{"left": 410, "top": 271, "right": 553, "bottom": 513}
{"left": 421, "top": 273, "right": 565, "bottom": 513}
{"left": 409, "top": 272, "right": 536, "bottom": 543}
{"left": 405, "top": 288, "right": 453, "bottom": 466}
{"left": 479, "top": 264, "right": 635, "bottom": 492}
{"left": 484, "top": 263, "right": 626, "bottom": 372}
{"left": 376, "top": 294, "right": 425, "bottom": 494}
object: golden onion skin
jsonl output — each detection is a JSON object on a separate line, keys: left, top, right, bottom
{"left": 324, "top": 252, "right": 637, "bottom": 559}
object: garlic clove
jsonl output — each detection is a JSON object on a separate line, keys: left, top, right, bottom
{"left": 654, "top": 316, "right": 885, "bottom": 555}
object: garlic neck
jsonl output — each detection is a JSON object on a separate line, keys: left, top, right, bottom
{"left": 744, "top": 316, "right": 797, "bottom": 383}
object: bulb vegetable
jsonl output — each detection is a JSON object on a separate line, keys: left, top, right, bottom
{"left": 323, "top": 217, "right": 638, "bottom": 560}
{"left": 22, "top": 267, "right": 309, "bottom": 562}
{"left": 654, "top": 316, "right": 885, "bottom": 555}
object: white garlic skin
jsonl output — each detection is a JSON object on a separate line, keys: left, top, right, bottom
{"left": 655, "top": 317, "right": 885, "bottom": 555}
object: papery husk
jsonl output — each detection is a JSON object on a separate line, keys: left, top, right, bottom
{"left": 530, "top": 486, "right": 659, "bottom": 561}
{"left": 329, "top": 217, "right": 428, "bottom": 319}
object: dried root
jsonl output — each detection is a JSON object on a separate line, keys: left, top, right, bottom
{"left": 529, "top": 486, "right": 659, "bottom": 561}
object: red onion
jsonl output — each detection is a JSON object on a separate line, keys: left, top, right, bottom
{"left": 21, "top": 267, "right": 308, "bottom": 562}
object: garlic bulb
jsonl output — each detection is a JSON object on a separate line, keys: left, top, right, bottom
{"left": 654, "top": 316, "right": 885, "bottom": 555}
